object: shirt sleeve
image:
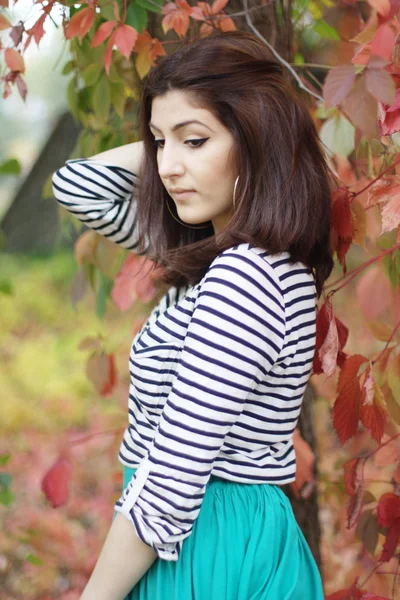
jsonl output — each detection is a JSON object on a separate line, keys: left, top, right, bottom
{"left": 52, "top": 158, "right": 147, "bottom": 252}
{"left": 114, "top": 249, "right": 287, "bottom": 561}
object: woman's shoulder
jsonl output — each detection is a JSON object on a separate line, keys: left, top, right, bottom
{"left": 209, "top": 242, "right": 314, "bottom": 293}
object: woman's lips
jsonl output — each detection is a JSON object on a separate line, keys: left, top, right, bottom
{"left": 172, "top": 190, "right": 195, "bottom": 200}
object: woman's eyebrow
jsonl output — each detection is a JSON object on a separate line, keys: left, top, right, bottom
{"left": 148, "top": 119, "right": 214, "bottom": 133}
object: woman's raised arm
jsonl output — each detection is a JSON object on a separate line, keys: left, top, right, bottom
{"left": 51, "top": 141, "right": 148, "bottom": 253}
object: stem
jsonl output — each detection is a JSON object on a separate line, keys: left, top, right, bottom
{"left": 325, "top": 243, "right": 400, "bottom": 291}
{"left": 353, "top": 156, "right": 400, "bottom": 199}
{"left": 371, "top": 320, "right": 400, "bottom": 366}
{"left": 241, "top": 0, "right": 324, "bottom": 102}
{"left": 69, "top": 426, "right": 125, "bottom": 447}
{"left": 358, "top": 560, "right": 384, "bottom": 588}
{"left": 290, "top": 63, "right": 333, "bottom": 69}
{"left": 122, "top": 0, "right": 127, "bottom": 23}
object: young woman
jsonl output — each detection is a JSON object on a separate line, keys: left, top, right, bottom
{"left": 52, "top": 30, "right": 333, "bottom": 600}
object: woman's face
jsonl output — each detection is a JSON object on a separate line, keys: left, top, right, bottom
{"left": 150, "top": 90, "right": 237, "bottom": 234}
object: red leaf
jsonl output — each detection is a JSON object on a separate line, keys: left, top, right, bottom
{"left": 134, "top": 32, "right": 166, "bottom": 78}
{"left": 104, "top": 31, "right": 117, "bottom": 75}
{"left": 379, "top": 518, "right": 400, "bottom": 561}
{"left": 114, "top": 24, "right": 138, "bottom": 60}
{"left": 359, "top": 368, "right": 388, "bottom": 443}
{"left": 378, "top": 88, "right": 400, "bottom": 135}
{"left": 111, "top": 254, "right": 157, "bottom": 311}
{"left": 377, "top": 492, "right": 400, "bottom": 527}
{"left": 41, "top": 457, "right": 72, "bottom": 508}
{"left": 381, "top": 193, "right": 400, "bottom": 233}
{"left": 162, "top": 0, "right": 193, "bottom": 37}
{"left": 0, "top": 0, "right": 9, "bottom": 6}
{"left": 365, "top": 67, "right": 395, "bottom": 106}
{"left": 342, "top": 74, "right": 378, "bottom": 138}
{"left": 0, "top": 14, "right": 12, "bottom": 30}
{"left": 91, "top": 20, "right": 116, "bottom": 48}
{"left": 65, "top": 7, "right": 95, "bottom": 41}
{"left": 10, "top": 24, "right": 25, "bottom": 46}
{"left": 5, "top": 48, "right": 24, "bottom": 73}
{"left": 25, "top": 13, "right": 46, "bottom": 48}
{"left": 333, "top": 354, "right": 368, "bottom": 445}
{"left": 344, "top": 457, "right": 359, "bottom": 495}
{"left": 15, "top": 74, "right": 27, "bottom": 101}
{"left": 323, "top": 64, "right": 356, "bottom": 109}
{"left": 371, "top": 23, "right": 396, "bottom": 61}
{"left": 331, "top": 188, "right": 354, "bottom": 271}
{"left": 313, "top": 299, "right": 331, "bottom": 374}
{"left": 86, "top": 350, "right": 118, "bottom": 396}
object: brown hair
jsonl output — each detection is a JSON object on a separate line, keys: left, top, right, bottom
{"left": 135, "top": 30, "right": 334, "bottom": 297}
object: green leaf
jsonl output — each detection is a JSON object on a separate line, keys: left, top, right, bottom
{"left": 389, "top": 257, "right": 400, "bottom": 289}
{"left": 136, "top": 0, "right": 162, "bottom": 14}
{"left": 126, "top": 2, "right": 148, "bottom": 32}
{"left": 0, "top": 279, "right": 13, "bottom": 295}
{"left": 0, "top": 158, "right": 21, "bottom": 176}
{"left": 95, "top": 270, "right": 112, "bottom": 318}
{"left": 0, "top": 453, "right": 11, "bottom": 466}
{"left": 319, "top": 113, "right": 355, "bottom": 158}
{"left": 25, "top": 553, "right": 43, "bottom": 566}
{"left": 382, "top": 253, "right": 392, "bottom": 279}
{"left": 82, "top": 64, "right": 101, "bottom": 87}
{"left": 0, "top": 488, "right": 15, "bottom": 506}
{"left": 67, "top": 77, "right": 80, "bottom": 119}
{"left": 92, "top": 76, "right": 111, "bottom": 124}
{"left": 62, "top": 60, "right": 75, "bottom": 75}
{"left": 314, "top": 19, "right": 340, "bottom": 40}
{"left": 110, "top": 81, "right": 126, "bottom": 117}
{"left": 0, "top": 473, "right": 12, "bottom": 488}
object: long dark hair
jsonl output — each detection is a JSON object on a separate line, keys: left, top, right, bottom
{"left": 134, "top": 30, "right": 334, "bottom": 298}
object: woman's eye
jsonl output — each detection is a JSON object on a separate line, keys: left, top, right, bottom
{"left": 152, "top": 138, "right": 208, "bottom": 149}
{"left": 185, "top": 138, "right": 209, "bottom": 148}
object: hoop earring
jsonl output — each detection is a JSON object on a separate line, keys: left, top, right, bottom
{"left": 165, "top": 195, "right": 210, "bottom": 230}
{"left": 233, "top": 175, "right": 239, "bottom": 211}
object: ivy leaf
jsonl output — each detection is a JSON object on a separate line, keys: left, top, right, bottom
{"left": 370, "top": 23, "right": 396, "bottom": 61}
{"left": 92, "top": 76, "right": 110, "bottom": 123}
{"left": 41, "top": 456, "right": 72, "bottom": 508}
{"left": 0, "top": 14, "right": 12, "bottom": 30}
{"left": 342, "top": 74, "right": 378, "bottom": 138}
{"left": 381, "top": 194, "right": 400, "bottom": 233}
{"left": 0, "top": 158, "right": 21, "bottom": 175}
{"left": 113, "top": 24, "right": 138, "bottom": 60}
{"left": 314, "top": 19, "right": 340, "bottom": 40}
{"left": 65, "top": 7, "right": 96, "bottom": 42}
{"left": 91, "top": 20, "right": 117, "bottom": 48}
{"left": 359, "top": 366, "right": 388, "bottom": 443}
{"left": 86, "top": 350, "right": 117, "bottom": 396}
{"left": 134, "top": 31, "right": 166, "bottom": 79}
{"left": 127, "top": 2, "right": 148, "bottom": 33}
{"left": 332, "top": 354, "right": 368, "bottom": 445}
{"left": 365, "top": 64, "right": 395, "bottom": 107}
{"left": 331, "top": 187, "right": 353, "bottom": 271}
{"left": 162, "top": 0, "right": 194, "bottom": 37}
{"left": 5, "top": 48, "right": 25, "bottom": 73}
{"left": 323, "top": 64, "right": 356, "bottom": 109}
{"left": 111, "top": 253, "right": 158, "bottom": 311}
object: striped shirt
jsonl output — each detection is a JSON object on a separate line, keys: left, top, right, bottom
{"left": 52, "top": 158, "right": 317, "bottom": 561}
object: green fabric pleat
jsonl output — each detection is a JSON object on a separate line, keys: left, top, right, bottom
{"left": 118, "top": 466, "right": 324, "bottom": 600}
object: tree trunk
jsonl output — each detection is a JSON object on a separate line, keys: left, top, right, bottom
{"left": 1, "top": 112, "right": 80, "bottom": 254}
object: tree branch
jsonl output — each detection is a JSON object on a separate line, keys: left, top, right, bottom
{"left": 241, "top": 0, "right": 324, "bottom": 102}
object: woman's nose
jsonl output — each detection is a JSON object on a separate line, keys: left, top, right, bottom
{"left": 158, "top": 145, "right": 185, "bottom": 179}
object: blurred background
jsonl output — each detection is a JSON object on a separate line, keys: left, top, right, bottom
{"left": 2, "top": 0, "right": 400, "bottom": 598}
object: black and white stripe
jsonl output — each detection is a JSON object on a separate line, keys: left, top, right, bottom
{"left": 52, "top": 159, "right": 317, "bottom": 561}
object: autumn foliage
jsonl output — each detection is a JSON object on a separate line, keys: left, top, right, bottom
{"left": 3, "top": 0, "right": 400, "bottom": 597}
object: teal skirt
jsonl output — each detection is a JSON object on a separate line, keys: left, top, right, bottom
{"left": 118, "top": 465, "right": 324, "bottom": 600}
